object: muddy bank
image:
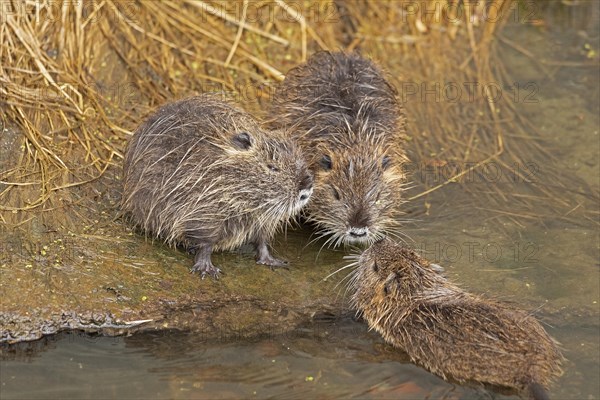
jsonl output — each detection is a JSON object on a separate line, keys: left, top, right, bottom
{"left": 0, "top": 295, "right": 349, "bottom": 345}
{"left": 2, "top": 214, "right": 595, "bottom": 345}
{"left": 0, "top": 212, "right": 352, "bottom": 344}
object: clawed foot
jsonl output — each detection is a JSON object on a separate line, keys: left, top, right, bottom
{"left": 255, "top": 240, "right": 289, "bottom": 271}
{"left": 256, "top": 253, "right": 289, "bottom": 270}
{"left": 189, "top": 243, "right": 222, "bottom": 280}
{"left": 190, "top": 260, "right": 222, "bottom": 279}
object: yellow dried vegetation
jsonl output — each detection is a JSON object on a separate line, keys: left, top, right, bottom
{"left": 0, "top": 0, "right": 595, "bottom": 232}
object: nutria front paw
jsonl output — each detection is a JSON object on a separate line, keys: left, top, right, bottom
{"left": 190, "top": 260, "right": 222, "bottom": 280}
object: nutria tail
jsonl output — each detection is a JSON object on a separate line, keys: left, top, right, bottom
{"left": 529, "top": 382, "right": 550, "bottom": 400}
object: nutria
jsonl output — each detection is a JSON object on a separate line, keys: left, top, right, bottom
{"left": 349, "top": 238, "right": 563, "bottom": 399}
{"left": 122, "top": 95, "right": 313, "bottom": 279}
{"left": 270, "top": 51, "right": 408, "bottom": 246}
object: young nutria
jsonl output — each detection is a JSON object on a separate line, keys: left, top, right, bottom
{"left": 270, "top": 51, "right": 408, "bottom": 246}
{"left": 122, "top": 95, "right": 313, "bottom": 279}
{"left": 350, "top": 238, "right": 563, "bottom": 400}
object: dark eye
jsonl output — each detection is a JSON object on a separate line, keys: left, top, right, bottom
{"left": 372, "top": 261, "right": 379, "bottom": 272}
{"left": 383, "top": 283, "right": 390, "bottom": 295}
{"left": 232, "top": 131, "right": 252, "bottom": 150}
{"left": 320, "top": 155, "right": 332, "bottom": 170}
{"left": 331, "top": 186, "right": 340, "bottom": 200}
{"left": 382, "top": 156, "right": 391, "bottom": 169}
{"left": 267, "top": 164, "right": 280, "bottom": 172}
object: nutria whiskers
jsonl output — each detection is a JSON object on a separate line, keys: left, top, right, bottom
{"left": 122, "top": 95, "right": 313, "bottom": 278}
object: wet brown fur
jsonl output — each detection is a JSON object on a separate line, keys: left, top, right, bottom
{"left": 122, "top": 95, "right": 313, "bottom": 277}
{"left": 350, "top": 238, "right": 563, "bottom": 399}
{"left": 271, "top": 51, "right": 408, "bottom": 246}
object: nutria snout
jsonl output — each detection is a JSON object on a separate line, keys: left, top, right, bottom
{"left": 350, "top": 238, "right": 563, "bottom": 399}
{"left": 270, "top": 51, "right": 408, "bottom": 247}
{"left": 122, "top": 95, "right": 312, "bottom": 279}
{"left": 298, "top": 173, "right": 313, "bottom": 201}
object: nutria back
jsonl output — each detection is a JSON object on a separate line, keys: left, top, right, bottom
{"left": 271, "top": 52, "right": 408, "bottom": 246}
{"left": 350, "top": 238, "right": 563, "bottom": 398}
{"left": 271, "top": 51, "right": 406, "bottom": 146}
{"left": 122, "top": 95, "right": 312, "bottom": 278}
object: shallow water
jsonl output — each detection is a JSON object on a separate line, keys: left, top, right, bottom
{"left": 1, "top": 3, "right": 599, "bottom": 400}
{"left": 1, "top": 325, "right": 515, "bottom": 400}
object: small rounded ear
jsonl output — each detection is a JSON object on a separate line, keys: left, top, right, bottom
{"left": 232, "top": 132, "right": 252, "bottom": 150}
{"left": 319, "top": 154, "right": 333, "bottom": 170}
{"left": 383, "top": 272, "right": 397, "bottom": 296}
{"left": 331, "top": 186, "right": 340, "bottom": 200}
{"left": 382, "top": 156, "right": 391, "bottom": 169}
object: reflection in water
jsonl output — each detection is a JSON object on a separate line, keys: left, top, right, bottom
{"left": 2, "top": 324, "right": 508, "bottom": 400}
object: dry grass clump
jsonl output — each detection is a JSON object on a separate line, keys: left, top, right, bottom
{"left": 341, "top": 0, "right": 599, "bottom": 226}
{"left": 0, "top": 0, "right": 596, "bottom": 234}
{"left": 0, "top": 0, "right": 338, "bottom": 230}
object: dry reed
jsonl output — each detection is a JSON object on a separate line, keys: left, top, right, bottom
{"left": 0, "top": 0, "right": 597, "bottom": 234}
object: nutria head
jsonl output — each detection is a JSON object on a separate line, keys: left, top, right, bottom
{"left": 225, "top": 129, "right": 314, "bottom": 223}
{"left": 305, "top": 139, "right": 405, "bottom": 247}
{"left": 349, "top": 237, "right": 445, "bottom": 311}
